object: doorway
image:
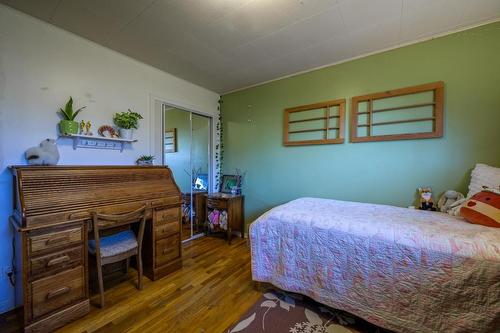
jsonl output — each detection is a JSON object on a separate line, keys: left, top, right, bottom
{"left": 162, "top": 104, "right": 212, "bottom": 242}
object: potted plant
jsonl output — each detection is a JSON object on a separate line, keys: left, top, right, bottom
{"left": 113, "top": 109, "right": 143, "bottom": 140}
{"left": 58, "top": 97, "right": 86, "bottom": 135}
{"left": 136, "top": 155, "right": 155, "bottom": 166}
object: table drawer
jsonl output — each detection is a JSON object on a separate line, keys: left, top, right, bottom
{"left": 155, "top": 221, "right": 179, "bottom": 239}
{"left": 207, "top": 199, "right": 227, "bottom": 210}
{"left": 155, "top": 235, "right": 180, "bottom": 268}
{"left": 31, "top": 266, "right": 85, "bottom": 319}
{"left": 154, "top": 207, "right": 179, "bottom": 224}
{"left": 30, "top": 246, "right": 83, "bottom": 280}
{"left": 30, "top": 226, "right": 83, "bottom": 254}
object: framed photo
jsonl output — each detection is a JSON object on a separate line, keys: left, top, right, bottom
{"left": 193, "top": 173, "right": 208, "bottom": 191}
{"left": 220, "top": 175, "right": 241, "bottom": 194}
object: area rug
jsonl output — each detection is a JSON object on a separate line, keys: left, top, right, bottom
{"left": 228, "top": 290, "right": 390, "bottom": 333}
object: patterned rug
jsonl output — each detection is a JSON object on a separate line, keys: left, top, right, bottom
{"left": 228, "top": 290, "right": 390, "bottom": 333}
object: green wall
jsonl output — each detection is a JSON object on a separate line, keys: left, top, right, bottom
{"left": 221, "top": 22, "right": 500, "bottom": 225}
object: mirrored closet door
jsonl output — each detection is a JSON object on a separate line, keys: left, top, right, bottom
{"left": 162, "top": 104, "right": 211, "bottom": 242}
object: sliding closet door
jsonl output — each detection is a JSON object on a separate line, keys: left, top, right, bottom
{"left": 163, "top": 104, "right": 211, "bottom": 242}
{"left": 163, "top": 106, "right": 193, "bottom": 241}
{"left": 191, "top": 113, "right": 211, "bottom": 238}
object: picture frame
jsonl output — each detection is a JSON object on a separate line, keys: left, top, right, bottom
{"left": 220, "top": 174, "right": 241, "bottom": 194}
{"left": 193, "top": 173, "right": 208, "bottom": 191}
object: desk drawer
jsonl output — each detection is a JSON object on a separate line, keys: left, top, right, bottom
{"left": 154, "top": 207, "right": 179, "bottom": 224}
{"left": 207, "top": 199, "right": 227, "bottom": 210}
{"left": 30, "top": 226, "right": 83, "bottom": 254}
{"left": 30, "top": 246, "right": 83, "bottom": 280}
{"left": 155, "top": 235, "right": 180, "bottom": 268}
{"left": 31, "top": 266, "right": 85, "bottom": 319}
{"left": 155, "top": 221, "right": 179, "bottom": 239}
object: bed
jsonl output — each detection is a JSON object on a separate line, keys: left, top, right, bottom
{"left": 249, "top": 197, "right": 500, "bottom": 333}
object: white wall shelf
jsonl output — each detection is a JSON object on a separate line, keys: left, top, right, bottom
{"left": 59, "top": 134, "right": 137, "bottom": 152}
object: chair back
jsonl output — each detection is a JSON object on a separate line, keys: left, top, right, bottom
{"left": 91, "top": 206, "right": 147, "bottom": 255}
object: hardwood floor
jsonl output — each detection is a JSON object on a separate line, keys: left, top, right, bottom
{"left": 0, "top": 237, "right": 262, "bottom": 333}
{"left": 181, "top": 222, "right": 204, "bottom": 241}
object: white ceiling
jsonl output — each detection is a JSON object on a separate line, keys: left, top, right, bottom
{"left": 2, "top": 0, "right": 499, "bottom": 93}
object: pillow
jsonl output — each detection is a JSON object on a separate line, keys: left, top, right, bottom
{"left": 467, "top": 163, "right": 500, "bottom": 198}
{"left": 460, "top": 190, "right": 500, "bottom": 228}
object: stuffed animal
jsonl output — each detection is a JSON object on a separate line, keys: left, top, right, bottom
{"left": 437, "top": 190, "right": 465, "bottom": 213}
{"left": 418, "top": 187, "right": 436, "bottom": 211}
{"left": 25, "top": 139, "right": 60, "bottom": 165}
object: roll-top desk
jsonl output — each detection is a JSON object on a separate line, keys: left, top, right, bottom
{"left": 9, "top": 166, "right": 183, "bottom": 333}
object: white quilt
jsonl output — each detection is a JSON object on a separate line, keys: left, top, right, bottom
{"left": 250, "top": 198, "right": 500, "bottom": 333}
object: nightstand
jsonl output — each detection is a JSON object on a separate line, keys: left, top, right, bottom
{"left": 205, "top": 193, "right": 244, "bottom": 244}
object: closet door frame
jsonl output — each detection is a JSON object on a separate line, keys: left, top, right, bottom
{"left": 161, "top": 103, "right": 213, "bottom": 242}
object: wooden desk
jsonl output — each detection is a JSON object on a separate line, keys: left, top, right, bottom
{"left": 10, "top": 166, "right": 183, "bottom": 333}
{"left": 205, "top": 193, "right": 244, "bottom": 244}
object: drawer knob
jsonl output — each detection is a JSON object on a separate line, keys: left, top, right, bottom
{"left": 46, "top": 255, "right": 70, "bottom": 267}
{"left": 46, "top": 286, "right": 71, "bottom": 300}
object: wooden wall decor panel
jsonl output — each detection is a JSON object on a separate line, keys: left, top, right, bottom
{"left": 350, "top": 81, "right": 444, "bottom": 143}
{"left": 283, "top": 99, "right": 346, "bottom": 146}
{"left": 164, "top": 128, "right": 177, "bottom": 153}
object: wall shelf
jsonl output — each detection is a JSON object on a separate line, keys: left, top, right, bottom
{"left": 59, "top": 134, "right": 137, "bottom": 152}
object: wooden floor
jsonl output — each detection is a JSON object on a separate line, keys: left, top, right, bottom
{"left": 0, "top": 237, "right": 262, "bottom": 333}
{"left": 181, "top": 222, "right": 204, "bottom": 241}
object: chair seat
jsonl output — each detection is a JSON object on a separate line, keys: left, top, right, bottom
{"left": 88, "top": 230, "right": 137, "bottom": 258}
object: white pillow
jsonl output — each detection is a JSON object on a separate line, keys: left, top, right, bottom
{"left": 467, "top": 163, "right": 500, "bottom": 198}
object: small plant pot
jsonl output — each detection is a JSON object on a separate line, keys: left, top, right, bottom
{"left": 137, "top": 160, "right": 153, "bottom": 166}
{"left": 119, "top": 128, "right": 133, "bottom": 140}
{"left": 59, "top": 120, "right": 79, "bottom": 135}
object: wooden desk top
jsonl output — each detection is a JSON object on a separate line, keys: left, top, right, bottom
{"left": 206, "top": 193, "right": 243, "bottom": 200}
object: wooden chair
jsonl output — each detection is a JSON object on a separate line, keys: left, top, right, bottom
{"left": 89, "top": 206, "right": 146, "bottom": 308}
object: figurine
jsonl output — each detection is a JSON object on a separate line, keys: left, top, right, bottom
{"left": 85, "top": 121, "right": 93, "bottom": 136}
{"left": 80, "top": 120, "right": 86, "bottom": 135}
{"left": 25, "top": 139, "right": 60, "bottom": 165}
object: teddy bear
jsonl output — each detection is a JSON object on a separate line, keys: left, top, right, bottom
{"left": 418, "top": 187, "right": 436, "bottom": 211}
{"left": 25, "top": 139, "right": 60, "bottom": 165}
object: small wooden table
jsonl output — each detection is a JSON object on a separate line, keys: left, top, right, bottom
{"left": 205, "top": 193, "right": 244, "bottom": 244}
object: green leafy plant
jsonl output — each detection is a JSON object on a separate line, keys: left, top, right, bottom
{"left": 137, "top": 155, "right": 155, "bottom": 162}
{"left": 58, "top": 97, "right": 86, "bottom": 121}
{"left": 113, "top": 109, "right": 143, "bottom": 129}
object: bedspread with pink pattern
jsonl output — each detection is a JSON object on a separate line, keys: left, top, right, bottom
{"left": 250, "top": 198, "right": 500, "bottom": 332}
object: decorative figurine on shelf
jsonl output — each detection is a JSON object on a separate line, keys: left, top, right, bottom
{"left": 418, "top": 187, "right": 436, "bottom": 211}
{"left": 85, "top": 121, "right": 93, "bottom": 136}
{"left": 80, "top": 120, "right": 86, "bottom": 135}
{"left": 25, "top": 139, "right": 60, "bottom": 165}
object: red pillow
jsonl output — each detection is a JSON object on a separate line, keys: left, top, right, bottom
{"left": 461, "top": 190, "right": 500, "bottom": 228}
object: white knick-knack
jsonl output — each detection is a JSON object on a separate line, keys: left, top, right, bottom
{"left": 25, "top": 139, "right": 60, "bottom": 165}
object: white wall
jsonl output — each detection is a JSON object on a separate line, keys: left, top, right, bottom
{"left": 0, "top": 4, "right": 219, "bottom": 313}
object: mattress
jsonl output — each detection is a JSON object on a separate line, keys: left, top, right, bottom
{"left": 250, "top": 197, "right": 500, "bottom": 332}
